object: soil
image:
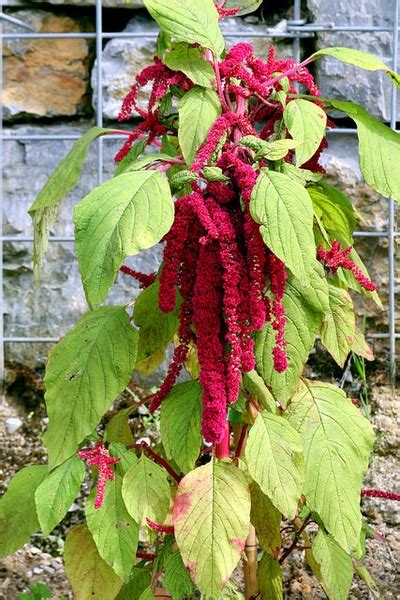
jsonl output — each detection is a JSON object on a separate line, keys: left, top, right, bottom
{"left": 0, "top": 359, "right": 399, "bottom": 599}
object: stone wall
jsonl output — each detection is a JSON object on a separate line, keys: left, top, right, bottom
{"left": 2, "top": 0, "right": 399, "bottom": 366}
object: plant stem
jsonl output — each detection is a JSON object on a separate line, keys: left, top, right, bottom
{"left": 138, "top": 441, "right": 181, "bottom": 482}
{"left": 244, "top": 525, "right": 258, "bottom": 600}
{"left": 212, "top": 54, "right": 230, "bottom": 112}
{"left": 264, "top": 58, "right": 313, "bottom": 88}
{"left": 215, "top": 422, "right": 231, "bottom": 459}
{"left": 234, "top": 425, "right": 248, "bottom": 463}
{"left": 279, "top": 516, "right": 311, "bottom": 564}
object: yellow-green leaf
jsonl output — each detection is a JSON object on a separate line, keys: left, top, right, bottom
{"left": 258, "top": 553, "right": 283, "bottom": 600}
{"left": 245, "top": 411, "right": 303, "bottom": 519}
{"left": 43, "top": 306, "right": 138, "bottom": 467}
{"left": 86, "top": 475, "right": 139, "bottom": 582}
{"left": 320, "top": 284, "right": 356, "bottom": 367}
{"left": 122, "top": 454, "right": 171, "bottom": 526}
{"left": 64, "top": 524, "right": 123, "bottom": 600}
{"left": 164, "top": 44, "right": 215, "bottom": 88}
{"left": 283, "top": 99, "right": 327, "bottom": 166}
{"left": 250, "top": 483, "right": 281, "bottom": 557}
{"left": 173, "top": 460, "right": 250, "bottom": 598}
{"left": 35, "top": 456, "right": 85, "bottom": 535}
{"left": 160, "top": 381, "right": 202, "bottom": 473}
{"left": 313, "top": 528, "right": 353, "bottom": 600}
{"left": 74, "top": 171, "right": 174, "bottom": 307}
{"left": 0, "top": 465, "right": 48, "bottom": 558}
{"left": 250, "top": 169, "right": 315, "bottom": 283}
{"left": 178, "top": 87, "right": 221, "bottom": 166}
{"left": 144, "top": 0, "right": 224, "bottom": 56}
{"left": 287, "top": 380, "right": 374, "bottom": 554}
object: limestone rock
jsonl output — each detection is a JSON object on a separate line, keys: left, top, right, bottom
{"left": 93, "top": 15, "right": 292, "bottom": 120}
{"left": 3, "top": 10, "right": 93, "bottom": 120}
{"left": 307, "top": 0, "right": 400, "bottom": 121}
{"left": 3, "top": 123, "right": 162, "bottom": 366}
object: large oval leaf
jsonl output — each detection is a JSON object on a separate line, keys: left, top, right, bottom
{"left": 283, "top": 99, "right": 327, "bottom": 166}
{"left": 245, "top": 411, "right": 303, "bottom": 519}
{"left": 313, "top": 528, "right": 353, "bottom": 600}
{"left": 287, "top": 380, "right": 374, "bottom": 554}
{"left": 255, "top": 261, "right": 329, "bottom": 407}
{"left": 178, "top": 87, "right": 221, "bottom": 166}
{"left": 250, "top": 169, "right": 315, "bottom": 283}
{"left": 143, "top": 0, "right": 224, "bottom": 56}
{"left": 173, "top": 460, "right": 250, "bottom": 598}
{"left": 320, "top": 284, "right": 355, "bottom": 367}
{"left": 43, "top": 306, "right": 138, "bottom": 468}
{"left": 74, "top": 171, "right": 174, "bottom": 307}
{"left": 122, "top": 454, "right": 171, "bottom": 526}
{"left": 0, "top": 465, "right": 48, "bottom": 558}
{"left": 164, "top": 44, "right": 215, "bottom": 88}
{"left": 86, "top": 475, "right": 139, "bottom": 582}
{"left": 160, "top": 380, "right": 202, "bottom": 473}
{"left": 35, "top": 455, "right": 85, "bottom": 535}
{"left": 328, "top": 99, "right": 400, "bottom": 203}
{"left": 64, "top": 525, "right": 123, "bottom": 600}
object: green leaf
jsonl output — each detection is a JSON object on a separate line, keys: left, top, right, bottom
{"left": 250, "top": 169, "right": 315, "bottom": 283}
{"left": 116, "top": 567, "right": 152, "bottom": 600}
{"left": 160, "top": 380, "right": 202, "bottom": 473}
{"left": 218, "top": 0, "right": 262, "bottom": 16}
{"left": 241, "top": 370, "right": 277, "bottom": 414}
{"left": 283, "top": 99, "right": 327, "bottom": 166}
{"left": 218, "top": 579, "right": 245, "bottom": 600}
{"left": 139, "top": 588, "right": 155, "bottom": 600}
{"left": 43, "top": 306, "right": 138, "bottom": 467}
{"left": 74, "top": 171, "right": 174, "bottom": 307}
{"left": 122, "top": 454, "right": 171, "bottom": 526}
{"left": 255, "top": 261, "right": 329, "bottom": 406}
{"left": 0, "top": 465, "right": 48, "bottom": 558}
{"left": 105, "top": 407, "right": 135, "bottom": 446}
{"left": 250, "top": 483, "right": 281, "bottom": 557}
{"left": 169, "top": 169, "right": 200, "bottom": 192}
{"left": 313, "top": 528, "right": 353, "bottom": 600}
{"left": 245, "top": 411, "right": 303, "bottom": 519}
{"left": 109, "top": 442, "right": 138, "bottom": 476}
{"left": 173, "top": 460, "right": 250, "bottom": 598}
{"left": 356, "top": 565, "right": 381, "bottom": 597}
{"left": 328, "top": 99, "right": 400, "bottom": 203}
{"left": 202, "top": 166, "right": 230, "bottom": 182}
{"left": 178, "top": 87, "right": 221, "bottom": 166}
{"left": 240, "top": 136, "right": 300, "bottom": 160}
{"left": 86, "top": 474, "right": 139, "bottom": 582}
{"left": 287, "top": 380, "right": 374, "bottom": 554}
{"left": 163, "top": 546, "right": 195, "bottom": 599}
{"left": 35, "top": 455, "right": 85, "bottom": 535}
{"left": 114, "top": 138, "right": 148, "bottom": 177}
{"left": 320, "top": 284, "right": 356, "bottom": 367}
{"left": 28, "top": 126, "right": 112, "bottom": 282}
{"left": 19, "top": 583, "right": 53, "bottom": 600}
{"left": 117, "top": 567, "right": 151, "bottom": 600}
{"left": 143, "top": 0, "right": 224, "bottom": 56}
{"left": 282, "top": 162, "right": 323, "bottom": 184}
{"left": 164, "top": 44, "right": 215, "bottom": 88}
{"left": 257, "top": 553, "right": 283, "bottom": 600}
{"left": 122, "top": 153, "right": 174, "bottom": 172}
{"left": 133, "top": 279, "right": 180, "bottom": 368}
{"left": 309, "top": 182, "right": 357, "bottom": 244}
{"left": 311, "top": 47, "right": 400, "bottom": 88}
{"left": 64, "top": 524, "right": 123, "bottom": 600}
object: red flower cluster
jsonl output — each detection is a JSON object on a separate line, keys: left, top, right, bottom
{"left": 78, "top": 442, "right": 119, "bottom": 509}
{"left": 317, "top": 240, "right": 377, "bottom": 291}
{"left": 116, "top": 41, "right": 324, "bottom": 444}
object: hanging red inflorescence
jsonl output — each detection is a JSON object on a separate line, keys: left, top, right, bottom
{"left": 317, "top": 240, "right": 377, "bottom": 291}
{"left": 78, "top": 442, "right": 119, "bottom": 509}
{"left": 115, "top": 38, "right": 324, "bottom": 444}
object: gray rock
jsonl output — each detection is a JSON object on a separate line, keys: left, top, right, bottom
{"left": 4, "top": 417, "right": 23, "bottom": 434}
{"left": 3, "top": 123, "right": 162, "bottom": 367}
{"left": 306, "top": 0, "right": 400, "bottom": 121}
{"left": 93, "top": 16, "right": 293, "bottom": 119}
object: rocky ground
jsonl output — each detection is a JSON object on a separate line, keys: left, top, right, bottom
{"left": 0, "top": 358, "right": 399, "bottom": 599}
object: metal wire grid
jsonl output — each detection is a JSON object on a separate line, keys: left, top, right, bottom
{"left": 0, "top": 0, "right": 398, "bottom": 383}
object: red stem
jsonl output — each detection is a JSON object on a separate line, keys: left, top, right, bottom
{"left": 212, "top": 55, "right": 230, "bottom": 112}
{"left": 139, "top": 441, "right": 181, "bottom": 482}
{"left": 234, "top": 425, "right": 248, "bottom": 463}
{"left": 136, "top": 551, "right": 156, "bottom": 561}
{"left": 215, "top": 422, "right": 231, "bottom": 459}
{"left": 264, "top": 58, "right": 313, "bottom": 88}
{"left": 361, "top": 488, "right": 400, "bottom": 501}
